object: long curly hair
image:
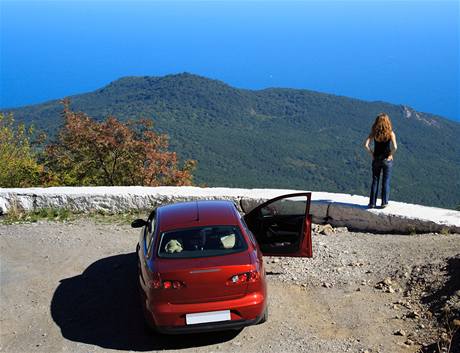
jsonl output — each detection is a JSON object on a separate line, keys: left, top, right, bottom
{"left": 371, "top": 113, "right": 393, "bottom": 142}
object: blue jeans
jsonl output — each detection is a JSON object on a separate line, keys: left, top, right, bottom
{"left": 369, "top": 158, "right": 393, "bottom": 206}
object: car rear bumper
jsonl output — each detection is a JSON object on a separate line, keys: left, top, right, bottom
{"left": 144, "top": 292, "right": 266, "bottom": 333}
{"left": 155, "top": 314, "right": 263, "bottom": 334}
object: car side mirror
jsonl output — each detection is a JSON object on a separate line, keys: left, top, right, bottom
{"left": 131, "top": 219, "right": 147, "bottom": 228}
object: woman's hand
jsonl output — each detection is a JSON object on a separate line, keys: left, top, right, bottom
{"left": 364, "top": 135, "right": 373, "bottom": 158}
{"left": 387, "top": 155, "right": 393, "bottom": 161}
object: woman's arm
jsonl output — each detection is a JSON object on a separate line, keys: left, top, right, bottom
{"left": 388, "top": 132, "right": 398, "bottom": 160}
{"left": 363, "top": 135, "right": 374, "bottom": 158}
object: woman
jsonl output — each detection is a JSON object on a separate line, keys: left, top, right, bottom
{"left": 364, "top": 113, "right": 398, "bottom": 208}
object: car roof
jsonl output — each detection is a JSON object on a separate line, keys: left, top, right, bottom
{"left": 157, "top": 200, "right": 240, "bottom": 232}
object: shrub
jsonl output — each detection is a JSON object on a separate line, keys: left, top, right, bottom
{"left": 0, "top": 113, "right": 44, "bottom": 187}
{"left": 44, "top": 99, "right": 196, "bottom": 186}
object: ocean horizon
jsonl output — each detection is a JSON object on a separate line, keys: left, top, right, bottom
{"left": 1, "top": 1, "right": 458, "bottom": 121}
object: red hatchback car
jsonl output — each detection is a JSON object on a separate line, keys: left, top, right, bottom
{"left": 132, "top": 192, "right": 312, "bottom": 334}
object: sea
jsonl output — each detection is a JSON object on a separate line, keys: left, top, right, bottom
{"left": 1, "top": 0, "right": 458, "bottom": 121}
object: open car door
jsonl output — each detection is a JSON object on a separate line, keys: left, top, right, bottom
{"left": 243, "top": 193, "right": 312, "bottom": 257}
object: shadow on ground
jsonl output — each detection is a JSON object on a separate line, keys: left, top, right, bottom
{"left": 421, "top": 256, "right": 460, "bottom": 353}
{"left": 50, "top": 252, "right": 240, "bottom": 351}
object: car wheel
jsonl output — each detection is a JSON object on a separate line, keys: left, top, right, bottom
{"left": 143, "top": 316, "right": 158, "bottom": 333}
{"left": 142, "top": 306, "right": 159, "bottom": 333}
{"left": 259, "top": 306, "right": 268, "bottom": 324}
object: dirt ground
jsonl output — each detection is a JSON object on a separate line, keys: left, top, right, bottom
{"left": 1, "top": 219, "right": 459, "bottom": 353}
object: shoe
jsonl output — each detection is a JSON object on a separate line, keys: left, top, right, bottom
{"left": 381, "top": 204, "right": 388, "bottom": 209}
{"left": 367, "top": 204, "right": 376, "bottom": 209}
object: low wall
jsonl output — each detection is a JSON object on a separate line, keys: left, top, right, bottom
{"left": 1, "top": 186, "right": 459, "bottom": 234}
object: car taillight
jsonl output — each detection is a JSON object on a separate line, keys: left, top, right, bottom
{"left": 149, "top": 274, "right": 185, "bottom": 289}
{"left": 247, "top": 270, "right": 260, "bottom": 282}
{"left": 149, "top": 273, "right": 162, "bottom": 289}
{"left": 150, "top": 279, "right": 162, "bottom": 289}
{"left": 162, "top": 280, "right": 185, "bottom": 289}
{"left": 226, "top": 270, "right": 260, "bottom": 286}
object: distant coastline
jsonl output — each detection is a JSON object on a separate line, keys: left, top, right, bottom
{"left": 5, "top": 73, "right": 460, "bottom": 209}
{"left": 1, "top": 73, "right": 458, "bottom": 123}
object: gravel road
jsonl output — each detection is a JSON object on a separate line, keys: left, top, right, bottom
{"left": 1, "top": 219, "right": 459, "bottom": 353}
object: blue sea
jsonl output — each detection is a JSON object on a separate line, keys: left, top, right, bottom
{"left": 1, "top": 1, "right": 459, "bottom": 121}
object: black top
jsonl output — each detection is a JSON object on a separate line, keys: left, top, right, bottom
{"left": 373, "top": 139, "right": 391, "bottom": 160}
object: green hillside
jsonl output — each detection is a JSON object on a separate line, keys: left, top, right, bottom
{"left": 4, "top": 73, "right": 460, "bottom": 209}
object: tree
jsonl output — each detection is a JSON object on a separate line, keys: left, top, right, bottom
{"left": 0, "top": 113, "right": 44, "bottom": 187}
{"left": 44, "top": 100, "right": 196, "bottom": 186}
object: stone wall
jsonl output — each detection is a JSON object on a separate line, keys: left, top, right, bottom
{"left": 1, "top": 186, "right": 459, "bottom": 234}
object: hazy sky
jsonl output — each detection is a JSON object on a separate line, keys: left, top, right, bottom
{"left": 1, "top": 0, "right": 459, "bottom": 120}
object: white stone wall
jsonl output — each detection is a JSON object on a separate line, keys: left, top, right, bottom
{"left": 0, "top": 186, "right": 459, "bottom": 234}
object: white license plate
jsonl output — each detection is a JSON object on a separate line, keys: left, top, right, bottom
{"left": 186, "top": 310, "right": 231, "bottom": 325}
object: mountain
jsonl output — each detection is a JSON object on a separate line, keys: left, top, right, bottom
{"left": 3, "top": 73, "right": 460, "bottom": 209}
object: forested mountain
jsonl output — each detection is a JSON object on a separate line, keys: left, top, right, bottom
{"left": 4, "top": 73, "right": 460, "bottom": 209}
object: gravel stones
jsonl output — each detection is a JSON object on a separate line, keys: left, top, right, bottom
{"left": 313, "top": 223, "right": 348, "bottom": 236}
{"left": 2, "top": 220, "right": 460, "bottom": 353}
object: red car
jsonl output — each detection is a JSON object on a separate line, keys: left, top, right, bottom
{"left": 132, "top": 192, "right": 312, "bottom": 334}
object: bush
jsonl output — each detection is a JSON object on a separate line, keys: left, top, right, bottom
{"left": 0, "top": 113, "right": 44, "bottom": 187}
{"left": 44, "top": 99, "right": 196, "bottom": 186}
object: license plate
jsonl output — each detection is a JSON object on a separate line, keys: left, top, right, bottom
{"left": 186, "top": 310, "right": 231, "bottom": 325}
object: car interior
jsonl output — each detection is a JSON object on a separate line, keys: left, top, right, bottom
{"left": 159, "top": 226, "right": 246, "bottom": 258}
{"left": 246, "top": 199, "right": 307, "bottom": 253}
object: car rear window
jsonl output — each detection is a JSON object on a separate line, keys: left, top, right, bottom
{"left": 157, "top": 225, "right": 247, "bottom": 258}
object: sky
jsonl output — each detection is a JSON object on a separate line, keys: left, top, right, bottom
{"left": 1, "top": 0, "right": 459, "bottom": 121}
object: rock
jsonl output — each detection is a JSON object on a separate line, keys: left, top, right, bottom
{"left": 383, "top": 277, "right": 392, "bottom": 286}
{"left": 440, "top": 332, "right": 449, "bottom": 342}
{"left": 318, "top": 224, "right": 334, "bottom": 235}
{"left": 441, "top": 304, "right": 451, "bottom": 313}
{"left": 394, "top": 329, "right": 406, "bottom": 336}
{"left": 322, "top": 282, "right": 332, "bottom": 288}
{"left": 404, "top": 339, "right": 414, "bottom": 346}
{"left": 386, "top": 286, "right": 395, "bottom": 293}
{"left": 406, "top": 311, "right": 419, "bottom": 319}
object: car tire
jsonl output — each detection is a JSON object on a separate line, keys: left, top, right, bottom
{"left": 142, "top": 307, "right": 159, "bottom": 333}
{"left": 143, "top": 317, "right": 158, "bottom": 334}
{"left": 259, "top": 306, "right": 268, "bottom": 324}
